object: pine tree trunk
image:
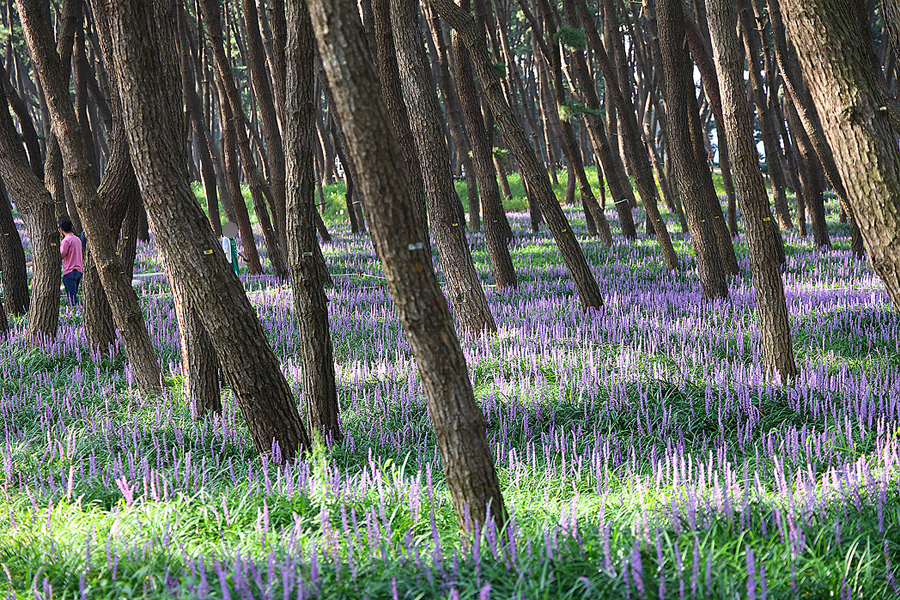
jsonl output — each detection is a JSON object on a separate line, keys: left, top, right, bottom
{"left": 307, "top": 0, "right": 505, "bottom": 528}
{"left": 0, "top": 177, "right": 29, "bottom": 316}
{"left": 447, "top": 7, "right": 517, "bottom": 289}
{"left": 199, "top": 0, "right": 288, "bottom": 279}
{"left": 284, "top": 0, "right": 342, "bottom": 442}
{"left": 433, "top": 0, "right": 605, "bottom": 310}
{"left": 19, "top": 0, "right": 163, "bottom": 394}
{"left": 707, "top": 0, "right": 797, "bottom": 380}
{"left": 737, "top": 0, "right": 793, "bottom": 230}
{"left": 241, "top": 0, "right": 287, "bottom": 251}
{"left": 392, "top": 0, "right": 497, "bottom": 336}
{"left": 656, "top": 0, "right": 729, "bottom": 299}
{"left": 573, "top": 0, "right": 680, "bottom": 270}
{"left": 781, "top": 0, "right": 900, "bottom": 308}
{"left": 106, "top": 0, "right": 312, "bottom": 459}
{"left": 371, "top": 0, "right": 431, "bottom": 246}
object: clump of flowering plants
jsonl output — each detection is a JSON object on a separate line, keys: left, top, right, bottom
{"left": 0, "top": 197, "right": 897, "bottom": 599}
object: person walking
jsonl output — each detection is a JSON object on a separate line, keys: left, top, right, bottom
{"left": 59, "top": 219, "right": 83, "bottom": 305}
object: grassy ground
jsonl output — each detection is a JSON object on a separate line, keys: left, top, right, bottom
{"left": 0, "top": 173, "right": 897, "bottom": 599}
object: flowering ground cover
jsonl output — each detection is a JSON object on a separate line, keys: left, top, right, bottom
{"left": 0, "top": 198, "right": 898, "bottom": 599}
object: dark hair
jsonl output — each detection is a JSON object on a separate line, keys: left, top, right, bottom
{"left": 58, "top": 220, "right": 73, "bottom": 233}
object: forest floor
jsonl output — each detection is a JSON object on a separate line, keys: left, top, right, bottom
{"left": 0, "top": 175, "right": 898, "bottom": 599}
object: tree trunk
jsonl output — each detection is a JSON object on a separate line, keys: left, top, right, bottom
{"left": 371, "top": 0, "right": 431, "bottom": 246}
{"left": 561, "top": 0, "right": 636, "bottom": 239}
{"left": 737, "top": 0, "right": 793, "bottom": 230}
{"left": 656, "top": 0, "right": 729, "bottom": 299}
{"left": 0, "top": 177, "right": 29, "bottom": 316}
{"left": 284, "top": 0, "right": 341, "bottom": 442}
{"left": 106, "top": 0, "right": 312, "bottom": 459}
{"left": 392, "top": 0, "right": 497, "bottom": 336}
{"left": 768, "top": 0, "right": 866, "bottom": 258}
{"left": 573, "top": 0, "right": 680, "bottom": 270}
{"left": 707, "top": 0, "right": 798, "bottom": 380}
{"left": 433, "top": 0, "right": 605, "bottom": 310}
{"left": 198, "top": 0, "right": 288, "bottom": 279}
{"left": 781, "top": 0, "right": 900, "bottom": 308}
{"left": 448, "top": 3, "right": 518, "bottom": 289}
{"left": 19, "top": 0, "right": 163, "bottom": 394}
{"left": 784, "top": 94, "right": 830, "bottom": 248}
{"left": 241, "top": 0, "right": 287, "bottom": 252}
{"left": 307, "top": 0, "right": 505, "bottom": 528}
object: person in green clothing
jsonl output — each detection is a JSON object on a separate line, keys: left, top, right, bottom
{"left": 220, "top": 222, "right": 240, "bottom": 276}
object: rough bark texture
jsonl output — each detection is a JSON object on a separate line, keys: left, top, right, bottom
{"left": 737, "top": 0, "right": 793, "bottom": 230}
{"left": 242, "top": 0, "right": 287, "bottom": 251}
{"left": 448, "top": 3, "right": 518, "bottom": 289}
{"left": 308, "top": 0, "right": 505, "bottom": 528}
{"left": 284, "top": 0, "right": 342, "bottom": 442}
{"left": 781, "top": 0, "right": 900, "bottom": 309}
{"left": 656, "top": 0, "right": 728, "bottom": 299}
{"left": 573, "top": 0, "right": 680, "bottom": 271}
{"left": 371, "top": 0, "right": 430, "bottom": 247}
{"left": 392, "top": 0, "right": 497, "bottom": 336}
{"left": 19, "top": 0, "right": 163, "bottom": 393}
{"left": 106, "top": 0, "right": 311, "bottom": 458}
{"left": 0, "top": 74, "right": 59, "bottom": 341}
{"left": 433, "top": 0, "right": 605, "bottom": 310}
{"left": 561, "top": 0, "right": 636, "bottom": 239}
{"left": 199, "top": 0, "right": 288, "bottom": 279}
{"left": 707, "top": 0, "right": 798, "bottom": 380}
{"left": 784, "top": 94, "right": 830, "bottom": 249}
{"left": 768, "top": 0, "right": 865, "bottom": 258}
{"left": 0, "top": 177, "right": 29, "bottom": 316}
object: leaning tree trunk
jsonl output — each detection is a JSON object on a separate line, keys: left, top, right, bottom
{"left": 198, "top": 0, "right": 288, "bottom": 279}
{"left": 106, "top": 0, "right": 312, "bottom": 459}
{"left": 780, "top": 0, "right": 900, "bottom": 309}
{"left": 737, "top": 0, "right": 793, "bottom": 231}
{"left": 449, "top": 2, "right": 518, "bottom": 289}
{"left": 0, "top": 177, "right": 29, "bottom": 316}
{"left": 392, "top": 0, "right": 497, "bottom": 337}
{"left": 306, "top": 0, "right": 506, "bottom": 529}
{"left": 371, "top": 0, "right": 430, "bottom": 247}
{"left": 656, "top": 0, "right": 729, "bottom": 299}
{"left": 18, "top": 0, "right": 163, "bottom": 394}
{"left": 284, "top": 0, "right": 342, "bottom": 442}
{"left": 0, "top": 80, "right": 59, "bottom": 340}
{"left": 767, "top": 0, "right": 865, "bottom": 258}
{"left": 707, "top": 0, "right": 798, "bottom": 380}
{"left": 433, "top": 0, "right": 605, "bottom": 310}
{"left": 241, "top": 0, "right": 287, "bottom": 252}
{"left": 572, "top": 0, "right": 680, "bottom": 271}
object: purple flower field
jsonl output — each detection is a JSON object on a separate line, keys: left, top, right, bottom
{"left": 0, "top": 206, "right": 898, "bottom": 599}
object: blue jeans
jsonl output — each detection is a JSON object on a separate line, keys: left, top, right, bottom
{"left": 62, "top": 270, "right": 82, "bottom": 305}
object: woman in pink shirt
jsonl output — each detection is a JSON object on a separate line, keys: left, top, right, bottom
{"left": 58, "top": 219, "right": 83, "bottom": 305}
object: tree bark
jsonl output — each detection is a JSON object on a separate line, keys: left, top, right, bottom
{"left": 241, "top": 0, "right": 287, "bottom": 252}
{"left": 737, "top": 0, "right": 793, "bottom": 230}
{"left": 768, "top": 0, "right": 866, "bottom": 258}
{"left": 656, "top": 0, "right": 729, "bottom": 299}
{"left": 371, "top": 0, "right": 430, "bottom": 246}
{"left": 0, "top": 176, "right": 28, "bottom": 316}
{"left": 433, "top": 0, "right": 605, "bottom": 310}
{"left": 19, "top": 0, "right": 163, "bottom": 393}
{"left": 781, "top": 0, "right": 900, "bottom": 309}
{"left": 199, "top": 0, "right": 288, "bottom": 279}
{"left": 573, "top": 0, "right": 680, "bottom": 270}
{"left": 284, "top": 0, "right": 341, "bottom": 442}
{"left": 707, "top": 0, "right": 798, "bottom": 380}
{"left": 106, "top": 0, "right": 312, "bottom": 458}
{"left": 392, "top": 0, "right": 497, "bottom": 336}
{"left": 307, "top": 0, "right": 505, "bottom": 528}
{"left": 447, "top": 1, "right": 518, "bottom": 288}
